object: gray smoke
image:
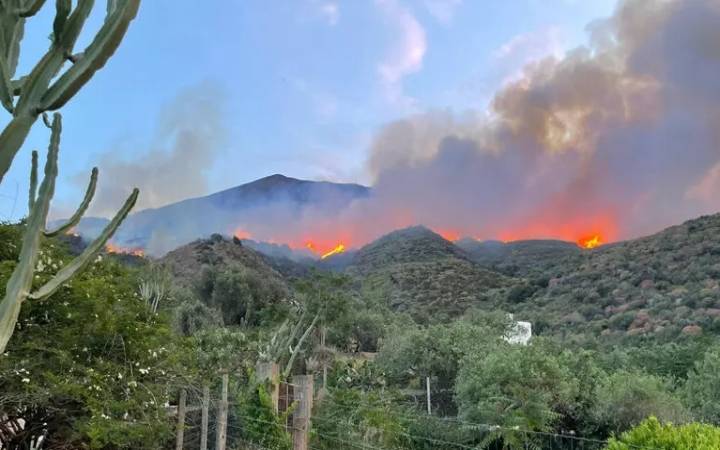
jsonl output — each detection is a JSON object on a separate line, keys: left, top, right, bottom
{"left": 85, "top": 82, "right": 227, "bottom": 217}
{"left": 351, "top": 0, "right": 720, "bottom": 244}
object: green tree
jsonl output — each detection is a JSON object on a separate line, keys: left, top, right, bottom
{"left": 594, "top": 371, "right": 689, "bottom": 435}
{"left": 682, "top": 347, "right": 720, "bottom": 422}
{"left": 454, "top": 340, "right": 577, "bottom": 448}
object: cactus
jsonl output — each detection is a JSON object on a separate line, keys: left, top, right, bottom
{"left": 0, "top": 113, "right": 138, "bottom": 352}
{"left": 0, "top": 0, "right": 141, "bottom": 184}
{"left": 0, "top": 0, "right": 141, "bottom": 353}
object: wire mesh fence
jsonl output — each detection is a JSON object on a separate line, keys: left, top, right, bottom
{"left": 171, "top": 370, "right": 665, "bottom": 450}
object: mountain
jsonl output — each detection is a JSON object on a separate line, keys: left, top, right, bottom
{"left": 66, "top": 174, "right": 370, "bottom": 256}
{"left": 347, "top": 226, "right": 513, "bottom": 322}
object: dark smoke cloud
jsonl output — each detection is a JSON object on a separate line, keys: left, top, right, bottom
{"left": 355, "top": 0, "right": 720, "bottom": 244}
{"left": 84, "top": 82, "right": 227, "bottom": 217}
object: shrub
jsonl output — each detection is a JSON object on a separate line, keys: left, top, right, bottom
{"left": 605, "top": 416, "right": 720, "bottom": 449}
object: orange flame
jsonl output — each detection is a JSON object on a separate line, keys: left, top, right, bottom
{"left": 321, "top": 243, "right": 346, "bottom": 259}
{"left": 105, "top": 243, "right": 144, "bottom": 257}
{"left": 578, "top": 234, "right": 603, "bottom": 249}
{"left": 233, "top": 228, "right": 252, "bottom": 240}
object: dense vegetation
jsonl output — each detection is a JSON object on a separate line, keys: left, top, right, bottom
{"left": 5, "top": 213, "right": 720, "bottom": 449}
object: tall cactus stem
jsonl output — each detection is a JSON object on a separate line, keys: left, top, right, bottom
{"left": 44, "top": 166, "right": 97, "bottom": 237}
{"left": 30, "top": 187, "right": 138, "bottom": 300}
{"left": 0, "top": 113, "right": 60, "bottom": 353}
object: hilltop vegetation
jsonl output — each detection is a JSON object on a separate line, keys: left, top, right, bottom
{"left": 501, "top": 214, "right": 720, "bottom": 343}
{"left": 347, "top": 226, "right": 512, "bottom": 321}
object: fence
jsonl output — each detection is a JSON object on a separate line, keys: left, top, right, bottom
{"left": 172, "top": 364, "right": 659, "bottom": 450}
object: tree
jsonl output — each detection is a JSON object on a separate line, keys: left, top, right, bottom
{"left": 454, "top": 340, "right": 577, "bottom": 449}
{"left": 593, "top": 371, "right": 689, "bottom": 435}
{"left": 682, "top": 347, "right": 720, "bottom": 422}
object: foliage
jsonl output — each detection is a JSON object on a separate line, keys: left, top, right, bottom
{"left": 455, "top": 340, "right": 576, "bottom": 435}
{"left": 682, "top": 347, "right": 720, "bottom": 422}
{"left": 311, "top": 389, "right": 409, "bottom": 450}
{"left": 593, "top": 371, "right": 689, "bottom": 435}
{"left": 0, "top": 227, "right": 187, "bottom": 448}
{"left": 605, "top": 416, "right": 720, "bottom": 450}
{"left": 235, "top": 381, "right": 292, "bottom": 450}
{"left": 376, "top": 311, "right": 509, "bottom": 396}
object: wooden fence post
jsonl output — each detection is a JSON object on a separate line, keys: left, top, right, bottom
{"left": 175, "top": 389, "right": 187, "bottom": 450}
{"left": 256, "top": 361, "right": 280, "bottom": 413}
{"left": 215, "top": 373, "right": 229, "bottom": 450}
{"left": 200, "top": 385, "right": 210, "bottom": 450}
{"left": 292, "top": 375, "right": 314, "bottom": 450}
{"left": 426, "top": 376, "right": 431, "bottom": 415}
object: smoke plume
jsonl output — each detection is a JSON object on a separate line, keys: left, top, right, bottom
{"left": 85, "top": 82, "right": 227, "bottom": 217}
{"left": 346, "top": 0, "right": 720, "bottom": 245}
{"left": 104, "top": 0, "right": 720, "bottom": 256}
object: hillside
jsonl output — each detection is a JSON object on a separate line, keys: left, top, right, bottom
{"left": 67, "top": 174, "right": 370, "bottom": 256}
{"left": 456, "top": 238, "right": 581, "bottom": 276}
{"left": 347, "top": 226, "right": 512, "bottom": 321}
{"left": 160, "top": 233, "right": 288, "bottom": 293}
{"left": 505, "top": 214, "right": 720, "bottom": 342}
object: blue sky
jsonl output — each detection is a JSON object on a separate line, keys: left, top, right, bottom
{"left": 0, "top": 0, "right": 617, "bottom": 220}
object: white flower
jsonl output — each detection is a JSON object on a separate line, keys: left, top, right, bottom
{"left": 139, "top": 368, "right": 149, "bottom": 375}
{"left": 21, "top": 378, "right": 30, "bottom": 383}
{"left": 117, "top": 373, "right": 123, "bottom": 380}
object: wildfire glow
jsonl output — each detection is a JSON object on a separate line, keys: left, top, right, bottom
{"left": 578, "top": 234, "right": 603, "bottom": 249}
{"left": 105, "top": 243, "right": 145, "bottom": 257}
{"left": 320, "top": 243, "right": 346, "bottom": 259}
{"left": 233, "top": 228, "right": 252, "bottom": 240}
{"left": 435, "top": 228, "right": 460, "bottom": 241}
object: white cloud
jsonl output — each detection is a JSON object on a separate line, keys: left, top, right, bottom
{"left": 376, "top": 0, "right": 427, "bottom": 106}
{"left": 424, "top": 0, "right": 463, "bottom": 24}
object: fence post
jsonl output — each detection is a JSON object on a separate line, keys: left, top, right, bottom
{"left": 256, "top": 361, "right": 280, "bottom": 413}
{"left": 292, "top": 375, "right": 314, "bottom": 450}
{"left": 426, "top": 376, "right": 431, "bottom": 415}
{"left": 200, "top": 384, "right": 210, "bottom": 450}
{"left": 215, "top": 373, "right": 229, "bottom": 450}
{"left": 175, "top": 389, "right": 187, "bottom": 450}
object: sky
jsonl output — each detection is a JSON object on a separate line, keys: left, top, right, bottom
{"left": 0, "top": 0, "right": 618, "bottom": 221}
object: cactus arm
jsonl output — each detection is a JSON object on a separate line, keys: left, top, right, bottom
{"left": 18, "top": 0, "right": 46, "bottom": 17}
{"left": 2, "top": 13, "right": 25, "bottom": 77}
{"left": 44, "top": 166, "right": 97, "bottom": 237}
{"left": 0, "top": 113, "right": 60, "bottom": 353}
{"left": 41, "top": 0, "right": 139, "bottom": 111}
{"left": 0, "top": 0, "right": 92, "bottom": 183}
{"left": 52, "top": 0, "right": 71, "bottom": 39}
{"left": 28, "top": 149, "right": 37, "bottom": 212}
{"left": 0, "top": 114, "right": 34, "bottom": 183}
{"left": 0, "top": 57, "right": 14, "bottom": 113}
{"left": 283, "top": 313, "right": 320, "bottom": 378}
{"left": 29, "top": 187, "right": 138, "bottom": 300}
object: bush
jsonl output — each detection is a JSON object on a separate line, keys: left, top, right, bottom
{"left": 605, "top": 416, "right": 720, "bottom": 449}
{"left": 682, "top": 347, "right": 720, "bottom": 422}
{"left": 594, "top": 371, "right": 689, "bottom": 435}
